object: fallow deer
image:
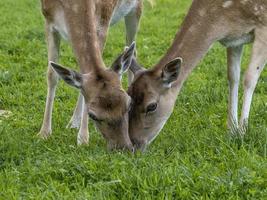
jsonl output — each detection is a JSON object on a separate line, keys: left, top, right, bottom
{"left": 39, "top": 0, "right": 142, "bottom": 150}
{"left": 127, "top": 0, "right": 267, "bottom": 150}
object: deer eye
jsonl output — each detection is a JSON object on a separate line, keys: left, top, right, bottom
{"left": 146, "top": 103, "right": 158, "bottom": 114}
{"left": 88, "top": 112, "right": 101, "bottom": 122}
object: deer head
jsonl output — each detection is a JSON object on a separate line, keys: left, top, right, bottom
{"left": 51, "top": 43, "right": 136, "bottom": 151}
{"left": 127, "top": 57, "right": 183, "bottom": 151}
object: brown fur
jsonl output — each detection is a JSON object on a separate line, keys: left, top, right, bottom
{"left": 128, "top": 0, "right": 267, "bottom": 150}
{"left": 39, "top": 0, "right": 142, "bottom": 150}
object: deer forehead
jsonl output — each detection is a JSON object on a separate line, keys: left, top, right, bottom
{"left": 129, "top": 82, "right": 158, "bottom": 106}
{"left": 83, "top": 70, "right": 121, "bottom": 84}
{"left": 89, "top": 92, "right": 129, "bottom": 119}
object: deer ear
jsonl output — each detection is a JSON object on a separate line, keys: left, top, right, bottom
{"left": 111, "top": 42, "right": 136, "bottom": 77}
{"left": 129, "top": 57, "right": 143, "bottom": 75}
{"left": 161, "top": 57, "right": 182, "bottom": 88}
{"left": 50, "top": 61, "right": 82, "bottom": 89}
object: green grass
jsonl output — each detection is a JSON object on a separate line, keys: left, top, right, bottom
{"left": 0, "top": 0, "right": 267, "bottom": 199}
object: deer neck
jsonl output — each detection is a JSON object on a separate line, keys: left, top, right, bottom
{"left": 155, "top": 0, "right": 228, "bottom": 95}
{"left": 61, "top": 0, "right": 116, "bottom": 73}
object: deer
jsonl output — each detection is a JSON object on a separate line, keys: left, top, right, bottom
{"left": 127, "top": 0, "right": 267, "bottom": 150}
{"left": 38, "top": 0, "right": 143, "bottom": 151}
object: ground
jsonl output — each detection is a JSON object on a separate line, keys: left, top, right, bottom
{"left": 0, "top": 0, "right": 267, "bottom": 199}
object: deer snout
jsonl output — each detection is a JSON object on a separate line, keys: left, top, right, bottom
{"left": 130, "top": 138, "right": 148, "bottom": 152}
{"left": 107, "top": 140, "right": 134, "bottom": 152}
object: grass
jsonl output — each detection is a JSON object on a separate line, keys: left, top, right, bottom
{"left": 0, "top": 0, "right": 267, "bottom": 199}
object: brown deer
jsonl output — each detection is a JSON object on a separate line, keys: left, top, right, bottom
{"left": 127, "top": 0, "right": 267, "bottom": 150}
{"left": 38, "top": 0, "right": 142, "bottom": 150}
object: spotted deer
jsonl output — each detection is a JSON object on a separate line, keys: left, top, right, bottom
{"left": 39, "top": 0, "right": 143, "bottom": 150}
{"left": 127, "top": 0, "right": 267, "bottom": 150}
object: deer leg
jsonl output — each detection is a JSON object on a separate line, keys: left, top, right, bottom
{"left": 38, "top": 25, "right": 61, "bottom": 139}
{"left": 66, "top": 93, "right": 83, "bottom": 129}
{"left": 124, "top": 1, "right": 142, "bottom": 84}
{"left": 77, "top": 97, "right": 89, "bottom": 145}
{"left": 240, "top": 28, "right": 267, "bottom": 132}
{"left": 226, "top": 45, "right": 243, "bottom": 131}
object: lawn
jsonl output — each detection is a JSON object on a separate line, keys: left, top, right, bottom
{"left": 0, "top": 0, "right": 267, "bottom": 199}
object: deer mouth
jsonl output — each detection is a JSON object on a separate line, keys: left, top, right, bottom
{"left": 107, "top": 142, "right": 134, "bottom": 152}
{"left": 130, "top": 138, "right": 148, "bottom": 152}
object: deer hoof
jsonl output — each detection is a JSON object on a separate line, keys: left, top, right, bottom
{"left": 37, "top": 129, "right": 51, "bottom": 140}
{"left": 77, "top": 135, "right": 89, "bottom": 146}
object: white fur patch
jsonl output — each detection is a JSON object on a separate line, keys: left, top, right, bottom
{"left": 223, "top": 1, "right": 233, "bottom": 8}
{"left": 198, "top": 9, "right": 206, "bottom": 17}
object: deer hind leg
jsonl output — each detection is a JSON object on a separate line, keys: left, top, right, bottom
{"left": 240, "top": 28, "right": 267, "bottom": 132}
{"left": 66, "top": 93, "right": 83, "bottom": 129}
{"left": 226, "top": 45, "right": 243, "bottom": 132}
{"left": 124, "top": 0, "right": 142, "bottom": 84}
{"left": 38, "top": 24, "right": 61, "bottom": 139}
{"left": 77, "top": 97, "right": 89, "bottom": 145}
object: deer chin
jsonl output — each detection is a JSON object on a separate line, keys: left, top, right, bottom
{"left": 130, "top": 117, "right": 169, "bottom": 151}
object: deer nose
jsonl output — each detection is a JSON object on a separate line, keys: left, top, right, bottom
{"left": 131, "top": 138, "right": 147, "bottom": 152}
{"left": 107, "top": 141, "right": 134, "bottom": 152}
{"left": 126, "top": 144, "right": 135, "bottom": 153}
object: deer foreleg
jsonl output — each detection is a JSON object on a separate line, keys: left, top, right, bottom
{"left": 226, "top": 45, "right": 243, "bottom": 132}
{"left": 240, "top": 28, "right": 267, "bottom": 132}
{"left": 38, "top": 24, "right": 61, "bottom": 139}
